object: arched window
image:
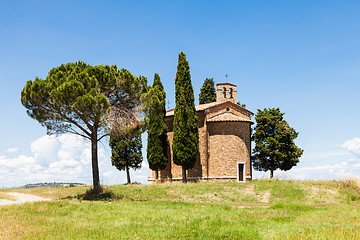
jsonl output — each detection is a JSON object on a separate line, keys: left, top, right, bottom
{"left": 222, "top": 87, "right": 226, "bottom": 98}
{"left": 229, "top": 88, "right": 233, "bottom": 98}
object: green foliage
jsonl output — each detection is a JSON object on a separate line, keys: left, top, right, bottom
{"left": 110, "top": 128, "right": 143, "bottom": 184}
{"left": 21, "top": 61, "right": 146, "bottom": 191}
{"left": 199, "top": 77, "right": 216, "bottom": 104}
{"left": 172, "top": 52, "right": 199, "bottom": 180}
{"left": 146, "top": 73, "right": 169, "bottom": 178}
{"left": 252, "top": 108, "right": 303, "bottom": 178}
{"left": 237, "top": 101, "right": 247, "bottom": 108}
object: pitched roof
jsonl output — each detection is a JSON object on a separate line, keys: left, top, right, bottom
{"left": 207, "top": 112, "right": 253, "bottom": 123}
{"left": 166, "top": 100, "right": 253, "bottom": 117}
{"left": 166, "top": 102, "right": 218, "bottom": 117}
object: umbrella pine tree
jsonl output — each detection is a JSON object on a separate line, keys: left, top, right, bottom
{"left": 21, "top": 61, "right": 146, "bottom": 193}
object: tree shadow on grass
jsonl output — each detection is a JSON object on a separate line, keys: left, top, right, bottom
{"left": 79, "top": 187, "right": 125, "bottom": 201}
{"left": 62, "top": 186, "right": 152, "bottom": 202}
{"left": 61, "top": 186, "right": 124, "bottom": 201}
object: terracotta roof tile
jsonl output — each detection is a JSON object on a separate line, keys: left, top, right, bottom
{"left": 166, "top": 102, "right": 218, "bottom": 117}
{"left": 207, "top": 112, "right": 253, "bottom": 123}
{"left": 166, "top": 100, "right": 253, "bottom": 117}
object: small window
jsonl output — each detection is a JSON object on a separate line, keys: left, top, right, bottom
{"left": 222, "top": 87, "right": 226, "bottom": 98}
{"left": 229, "top": 88, "right": 233, "bottom": 98}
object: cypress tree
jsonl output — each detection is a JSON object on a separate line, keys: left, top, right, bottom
{"left": 147, "top": 73, "right": 169, "bottom": 180}
{"left": 172, "top": 52, "right": 199, "bottom": 182}
{"left": 199, "top": 78, "right": 216, "bottom": 104}
{"left": 110, "top": 128, "right": 143, "bottom": 184}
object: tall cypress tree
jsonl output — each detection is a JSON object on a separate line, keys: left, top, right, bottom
{"left": 199, "top": 78, "right": 216, "bottom": 104}
{"left": 147, "top": 73, "right": 168, "bottom": 180}
{"left": 172, "top": 52, "right": 199, "bottom": 182}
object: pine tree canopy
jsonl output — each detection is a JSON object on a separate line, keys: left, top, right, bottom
{"left": 251, "top": 108, "right": 303, "bottom": 178}
{"left": 199, "top": 78, "right": 216, "bottom": 104}
{"left": 146, "top": 73, "right": 168, "bottom": 175}
{"left": 20, "top": 61, "right": 147, "bottom": 192}
{"left": 172, "top": 52, "right": 199, "bottom": 174}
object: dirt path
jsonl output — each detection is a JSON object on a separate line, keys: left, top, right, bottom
{"left": 0, "top": 192, "right": 51, "bottom": 206}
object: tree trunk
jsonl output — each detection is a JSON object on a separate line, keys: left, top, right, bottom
{"left": 155, "top": 170, "right": 159, "bottom": 180}
{"left": 126, "top": 165, "right": 131, "bottom": 184}
{"left": 182, "top": 167, "right": 187, "bottom": 183}
{"left": 91, "top": 130, "right": 101, "bottom": 193}
{"left": 270, "top": 169, "right": 274, "bottom": 179}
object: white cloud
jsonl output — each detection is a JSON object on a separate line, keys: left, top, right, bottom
{"left": 6, "top": 148, "right": 19, "bottom": 154}
{"left": 340, "top": 137, "right": 360, "bottom": 158}
{"left": 300, "top": 150, "right": 348, "bottom": 160}
{"left": 250, "top": 137, "right": 360, "bottom": 180}
{"left": 103, "top": 171, "right": 114, "bottom": 177}
{"left": 4, "top": 133, "right": 359, "bottom": 186}
{"left": 0, "top": 134, "right": 149, "bottom": 188}
{"left": 31, "top": 135, "right": 58, "bottom": 166}
{"left": 253, "top": 159, "right": 360, "bottom": 180}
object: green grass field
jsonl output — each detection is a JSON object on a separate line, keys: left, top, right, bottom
{"left": 1, "top": 179, "right": 360, "bottom": 239}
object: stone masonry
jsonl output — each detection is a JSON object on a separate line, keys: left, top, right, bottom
{"left": 148, "top": 83, "right": 253, "bottom": 182}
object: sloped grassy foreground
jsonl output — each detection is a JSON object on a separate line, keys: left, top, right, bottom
{"left": 1, "top": 180, "right": 360, "bottom": 239}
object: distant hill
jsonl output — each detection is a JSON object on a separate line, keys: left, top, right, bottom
{"left": 20, "top": 182, "right": 87, "bottom": 188}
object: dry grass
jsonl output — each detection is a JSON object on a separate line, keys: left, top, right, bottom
{"left": 0, "top": 192, "right": 16, "bottom": 201}
{"left": 1, "top": 179, "right": 360, "bottom": 239}
{"left": 1, "top": 185, "right": 90, "bottom": 199}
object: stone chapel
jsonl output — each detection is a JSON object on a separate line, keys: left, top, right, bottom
{"left": 148, "top": 83, "right": 254, "bottom": 182}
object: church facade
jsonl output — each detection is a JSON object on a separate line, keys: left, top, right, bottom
{"left": 148, "top": 83, "right": 253, "bottom": 182}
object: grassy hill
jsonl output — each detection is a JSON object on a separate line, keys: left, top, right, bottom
{"left": 1, "top": 179, "right": 360, "bottom": 239}
{"left": 20, "top": 182, "right": 87, "bottom": 188}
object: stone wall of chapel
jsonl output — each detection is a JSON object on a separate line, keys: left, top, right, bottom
{"left": 216, "top": 83, "right": 237, "bottom": 104}
{"left": 195, "top": 112, "right": 207, "bottom": 178}
{"left": 151, "top": 106, "right": 252, "bottom": 182}
{"left": 207, "top": 121, "right": 252, "bottom": 179}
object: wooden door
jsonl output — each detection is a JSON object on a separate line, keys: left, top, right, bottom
{"left": 238, "top": 163, "right": 244, "bottom": 182}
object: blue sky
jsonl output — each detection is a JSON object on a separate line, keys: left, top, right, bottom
{"left": 1, "top": 0, "right": 360, "bottom": 187}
